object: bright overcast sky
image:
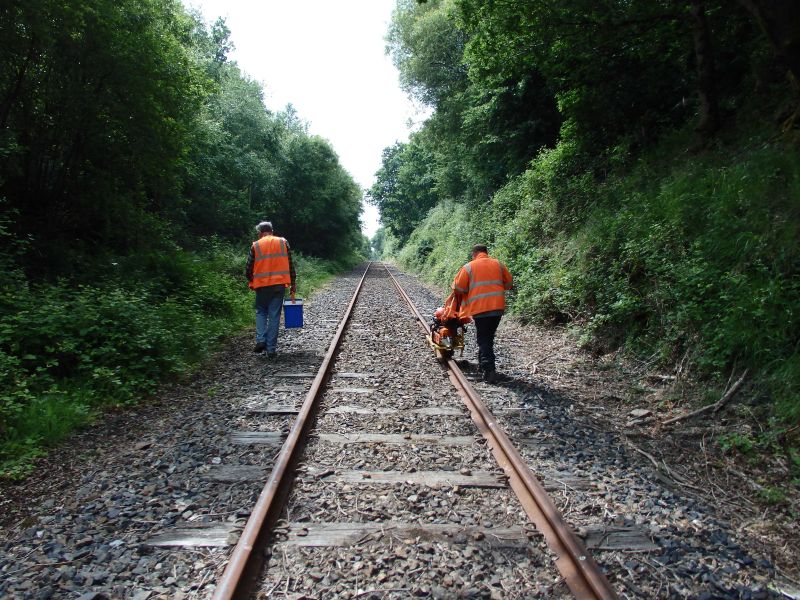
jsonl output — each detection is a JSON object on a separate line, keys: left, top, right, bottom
{"left": 184, "top": 0, "right": 427, "bottom": 238}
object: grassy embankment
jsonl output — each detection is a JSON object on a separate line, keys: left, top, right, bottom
{"left": 0, "top": 242, "right": 359, "bottom": 479}
{"left": 394, "top": 119, "right": 799, "bottom": 474}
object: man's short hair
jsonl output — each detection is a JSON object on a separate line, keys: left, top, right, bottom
{"left": 256, "top": 221, "right": 273, "bottom": 233}
{"left": 472, "top": 244, "right": 488, "bottom": 254}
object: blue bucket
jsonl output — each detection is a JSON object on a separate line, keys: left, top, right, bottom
{"left": 283, "top": 298, "right": 303, "bottom": 328}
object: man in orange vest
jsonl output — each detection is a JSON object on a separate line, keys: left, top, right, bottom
{"left": 246, "top": 221, "right": 296, "bottom": 357}
{"left": 452, "top": 244, "right": 513, "bottom": 383}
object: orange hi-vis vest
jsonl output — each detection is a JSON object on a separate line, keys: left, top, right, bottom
{"left": 249, "top": 235, "right": 291, "bottom": 290}
{"left": 452, "top": 253, "right": 513, "bottom": 317}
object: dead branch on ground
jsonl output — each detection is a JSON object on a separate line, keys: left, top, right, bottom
{"left": 662, "top": 369, "right": 748, "bottom": 426}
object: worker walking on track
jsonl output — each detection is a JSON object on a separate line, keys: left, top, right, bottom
{"left": 451, "top": 244, "right": 513, "bottom": 383}
{"left": 246, "top": 221, "right": 296, "bottom": 357}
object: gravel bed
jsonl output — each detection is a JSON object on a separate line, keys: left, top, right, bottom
{"left": 262, "top": 544, "right": 560, "bottom": 599}
{"left": 389, "top": 265, "right": 780, "bottom": 598}
{"left": 256, "top": 264, "right": 563, "bottom": 598}
{"left": 287, "top": 483, "right": 530, "bottom": 528}
{"left": 315, "top": 412, "right": 472, "bottom": 437}
{"left": 304, "top": 440, "right": 492, "bottom": 474}
{"left": 0, "top": 267, "right": 366, "bottom": 599}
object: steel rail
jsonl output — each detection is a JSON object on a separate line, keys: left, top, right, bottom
{"left": 383, "top": 263, "right": 618, "bottom": 600}
{"left": 212, "top": 262, "right": 372, "bottom": 600}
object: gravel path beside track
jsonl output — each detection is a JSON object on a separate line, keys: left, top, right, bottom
{"left": 390, "top": 266, "right": 780, "bottom": 599}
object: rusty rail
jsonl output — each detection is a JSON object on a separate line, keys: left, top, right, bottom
{"left": 212, "top": 262, "right": 372, "bottom": 600}
{"left": 383, "top": 263, "right": 618, "bottom": 600}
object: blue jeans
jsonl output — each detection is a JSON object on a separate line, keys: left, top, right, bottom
{"left": 255, "top": 286, "right": 284, "bottom": 352}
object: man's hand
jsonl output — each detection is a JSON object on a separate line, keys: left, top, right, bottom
{"left": 290, "top": 284, "right": 297, "bottom": 294}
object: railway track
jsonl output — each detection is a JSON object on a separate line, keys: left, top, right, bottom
{"left": 213, "top": 262, "right": 617, "bottom": 599}
{"left": 0, "top": 262, "right": 780, "bottom": 599}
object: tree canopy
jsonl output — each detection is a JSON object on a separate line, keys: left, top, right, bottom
{"left": 375, "top": 0, "right": 800, "bottom": 426}
{"left": 0, "top": 0, "right": 364, "bottom": 278}
{"left": 374, "top": 0, "right": 797, "bottom": 238}
{"left": 0, "top": 0, "right": 367, "bottom": 470}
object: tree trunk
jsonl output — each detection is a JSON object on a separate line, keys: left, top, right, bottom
{"left": 738, "top": 0, "right": 800, "bottom": 92}
{"left": 0, "top": 37, "right": 38, "bottom": 132}
{"left": 690, "top": 0, "right": 720, "bottom": 138}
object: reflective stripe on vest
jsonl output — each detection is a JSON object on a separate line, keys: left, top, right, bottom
{"left": 250, "top": 236, "right": 291, "bottom": 289}
{"left": 464, "top": 290, "right": 506, "bottom": 305}
{"left": 461, "top": 257, "right": 506, "bottom": 317}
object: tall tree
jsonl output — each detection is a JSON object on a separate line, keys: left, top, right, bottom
{"left": 368, "top": 140, "right": 438, "bottom": 243}
{"left": 0, "top": 0, "right": 209, "bottom": 273}
{"left": 387, "top": 0, "right": 560, "bottom": 200}
{"left": 737, "top": 0, "right": 800, "bottom": 127}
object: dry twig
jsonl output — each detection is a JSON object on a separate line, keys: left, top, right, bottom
{"left": 663, "top": 369, "right": 748, "bottom": 425}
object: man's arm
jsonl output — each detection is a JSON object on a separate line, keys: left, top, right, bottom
{"left": 451, "top": 266, "right": 470, "bottom": 311}
{"left": 246, "top": 244, "right": 255, "bottom": 282}
{"left": 286, "top": 240, "right": 297, "bottom": 290}
{"left": 502, "top": 263, "right": 513, "bottom": 290}
{"left": 452, "top": 266, "right": 469, "bottom": 295}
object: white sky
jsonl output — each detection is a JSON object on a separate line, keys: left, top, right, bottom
{"left": 184, "top": 0, "right": 427, "bottom": 238}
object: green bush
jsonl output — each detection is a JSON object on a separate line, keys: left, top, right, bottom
{"left": 0, "top": 253, "right": 236, "bottom": 473}
{"left": 393, "top": 125, "right": 800, "bottom": 424}
{"left": 0, "top": 242, "right": 354, "bottom": 478}
{"left": 397, "top": 201, "right": 479, "bottom": 294}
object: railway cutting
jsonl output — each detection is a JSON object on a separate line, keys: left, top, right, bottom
{"left": 0, "top": 263, "right": 780, "bottom": 599}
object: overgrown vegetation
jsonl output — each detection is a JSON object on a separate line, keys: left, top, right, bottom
{"left": 397, "top": 127, "right": 800, "bottom": 423}
{"left": 0, "top": 246, "right": 242, "bottom": 478}
{"left": 372, "top": 0, "right": 800, "bottom": 450}
{"left": 0, "top": 1, "right": 367, "bottom": 477}
{"left": 0, "top": 245, "right": 350, "bottom": 479}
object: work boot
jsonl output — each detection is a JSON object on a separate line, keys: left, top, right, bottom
{"left": 253, "top": 342, "right": 266, "bottom": 353}
{"left": 482, "top": 370, "right": 498, "bottom": 384}
{"left": 267, "top": 351, "right": 277, "bottom": 360}
{"left": 455, "top": 359, "right": 474, "bottom": 371}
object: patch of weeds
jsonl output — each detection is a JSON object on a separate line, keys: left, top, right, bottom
{"left": 628, "top": 382, "right": 653, "bottom": 395}
{"left": 718, "top": 432, "right": 755, "bottom": 456}
{"left": 755, "top": 425, "right": 785, "bottom": 454}
{"left": 701, "top": 387, "right": 722, "bottom": 406}
{"left": 0, "top": 439, "right": 44, "bottom": 480}
{"left": 757, "top": 485, "right": 786, "bottom": 505}
{"left": 789, "top": 447, "right": 800, "bottom": 478}
{"left": 13, "top": 395, "right": 94, "bottom": 446}
{"left": 0, "top": 394, "right": 94, "bottom": 480}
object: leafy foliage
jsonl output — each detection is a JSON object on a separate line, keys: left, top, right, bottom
{"left": 368, "top": 141, "right": 438, "bottom": 243}
{"left": 379, "top": 0, "right": 800, "bottom": 427}
{"left": 0, "top": 1, "right": 368, "bottom": 475}
{"left": 0, "top": 246, "right": 248, "bottom": 474}
{"left": 398, "top": 120, "right": 800, "bottom": 422}
{"left": 0, "top": 0, "right": 363, "bottom": 274}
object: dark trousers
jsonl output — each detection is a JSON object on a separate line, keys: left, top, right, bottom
{"left": 474, "top": 315, "right": 502, "bottom": 373}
